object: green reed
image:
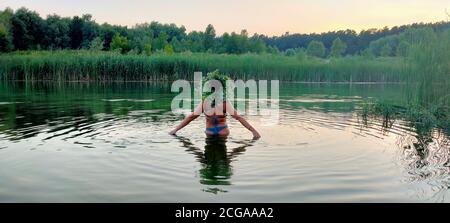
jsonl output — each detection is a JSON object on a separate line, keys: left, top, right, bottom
{"left": 360, "top": 99, "right": 449, "bottom": 137}
{"left": 0, "top": 50, "right": 409, "bottom": 82}
{"left": 405, "top": 30, "right": 450, "bottom": 107}
{"left": 360, "top": 30, "right": 450, "bottom": 133}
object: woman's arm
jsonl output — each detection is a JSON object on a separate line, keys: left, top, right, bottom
{"left": 169, "top": 103, "right": 203, "bottom": 135}
{"left": 226, "top": 101, "right": 261, "bottom": 139}
{"left": 169, "top": 113, "right": 199, "bottom": 135}
{"left": 233, "top": 115, "right": 261, "bottom": 139}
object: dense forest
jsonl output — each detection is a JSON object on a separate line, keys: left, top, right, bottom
{"left": 1, "top": 7, "right": 450, "bottom": 58}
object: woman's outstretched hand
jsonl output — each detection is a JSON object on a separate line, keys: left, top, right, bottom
{"left": 169, "top": 129, "right": 177, "bottom": 135}
{"left": 252, "top": 131, "right": 261, "bottom": 140}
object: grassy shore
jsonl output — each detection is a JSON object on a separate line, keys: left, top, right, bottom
{"left": 0, "top": 50, "right": 410, "bottom": 82}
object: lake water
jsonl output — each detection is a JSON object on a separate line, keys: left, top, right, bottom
{"left": 0, "top": 82, "right": 448, "bottom": 202}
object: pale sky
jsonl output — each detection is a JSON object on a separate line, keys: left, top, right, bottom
{"left": 1, "top": 0, "right": 448, "bottom": 36}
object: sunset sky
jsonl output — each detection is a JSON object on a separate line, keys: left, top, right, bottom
{"left": 1, "top": 0, "right": 448, "bottom": 36}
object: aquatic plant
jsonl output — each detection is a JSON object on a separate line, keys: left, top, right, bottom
{"left": 0, "top": 50, "right": 410, "bottom": 82}
{"left": 359, "top": 100, "right": 449, "bottom": 136}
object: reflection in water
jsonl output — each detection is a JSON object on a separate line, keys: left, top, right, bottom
{"left": 175, "top": 136, "right": 252, "bottom": 194}
{"left": 396, "top": 129, "right": 450, "bottom": 201}
{"left": 1, "top": 82, "right": 450, "bottom": 201}
{"left": 360, "top": 111, "right": 450, "bottom": 201}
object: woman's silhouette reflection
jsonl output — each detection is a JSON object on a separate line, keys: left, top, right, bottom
{"left": 174, "top": 136, "right": 253, "bottom": 194}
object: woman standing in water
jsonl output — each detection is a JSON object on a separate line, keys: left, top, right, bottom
{"left": 169, "top": 71, "right": 261, "bottom": 140}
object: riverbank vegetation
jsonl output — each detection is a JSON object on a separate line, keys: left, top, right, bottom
{"left": 0, "top": 51, "right": 410, "bottom": 82}
{"left": 0, "top": 7, "right": 449, "bottom": 84}
{"left": 0, "top": 6, "right": 448, "bottom": 161}
{"left": 358, "top": 29, "right": 449, "bottom": 138}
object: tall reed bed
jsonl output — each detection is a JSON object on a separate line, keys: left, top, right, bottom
{"left": 359, "top": 31, "right": 450, "bottom": 137}
{"left": 406, "top": 30, "right": 450, "bottom": 107}
{"left": 0, "top": 50, "right": 409, "bottom": 82}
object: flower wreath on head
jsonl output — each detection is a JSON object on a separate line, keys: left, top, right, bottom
{"left": 202, "top": 70, "right": 232, "bottom": 103}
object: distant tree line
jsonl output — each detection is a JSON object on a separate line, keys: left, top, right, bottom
{"left": 1, "top": 7, "right": 449, "bottom": 58}
{"left": 0, "top": 7, "right": 270, "bottom": 55}
{"left": 262, "top": 22, "right": 450, "bottom": 55}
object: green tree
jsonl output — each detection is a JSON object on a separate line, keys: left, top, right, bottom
{"left": 183, "top": 31, "right": 204, "bottom": 52}
{"left": 88, "top": 36, "right": 104, "bottom": 51}
{"left": 396, "top": 41, "right": 410, "bottom": 57}
{"left": 154, "top": 31, "right": 168, "bottom": 51}
{"left": 79, "top": 14, "right": 99, "bottom": 48}
{"left": 380, "top": 43, "right": 392, "bottom": 57}
{"left": 144, "top": 42, "right": 152, "bottom": 55}
{"left": 43, "top": 15, "right": 71, "bottom": 49}
{"left": 266, "top": 45, "right": 280, "bottom": 54}
{"left": 0, "top": 27, "right": 11, "bottom": 52}
{"left": 109, "top": 32, "right": 130, "bottom": 53}
{"left": 204, "top": 24, "right": 216, "bottom": 51}
{"left": 137, "top": 35, "right": 153, "bottom": 55}
{"left": 100, "top": 23, "right": 127, "bottom": 50}
{"left": 69, "top": 14, "right": 99, "bottom": 49}
{"left": 248, "top": 37, "right": 266, "bottom": 54}
{"left": 11, "top": 7, "right": 45, "bottom": 50}
{"left": 0, "top": 8, "right": 13, "bottom": 27}
{"left": 330, "top": 37, "right": 347, "bottom": 57}
{"left": 236, "top": 29, "right": 250, "bottom": 53}
{"left": 220, "top": 30, "right": 250, "bottom": 54}
{"left": 401, "top": 27, "right": 437, "bottom": 45}
{"left": 361, "top": 48, "right": 375, "bottom": 59}
{"left": 296, "top": 48, "right": 307, "bottom": 61}
{"left": 307, "top": 40, "right": 325, "bottom": 58}
{"left": 128, "top": 28, "right": 153, "bottom": 54}
{"left": 170, "top": 37, "right": 182, "bottom": 52}
{"left": 69, "top": 16, "right": 84, "bottom": 49}
{"left": 284, "top": 48, "right": 296, "bottom": 56}
{"left": 0, "top": 8, "right": 13, "bottom": 52}
{"left": 164, "top": 43, "right": 174, "bottom": 54}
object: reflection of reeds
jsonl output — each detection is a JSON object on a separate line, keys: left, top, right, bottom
{"left": 359, "top": 98, "right": 450, "bottom": 201}
{"left": 360, "top": 99, "right": 449, "bottom": 137}
{"left": 395, "top": 130, "right": 450, "bottom": 202}
{"left": 360, "top": 100, "right": 450, "bottom": 201}
{"left": 360, "top": 101, "right": 402, "bottom": 130}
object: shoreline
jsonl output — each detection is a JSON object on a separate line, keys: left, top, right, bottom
{"left": 0, "top": 80, "right": 409, "bottom": 84}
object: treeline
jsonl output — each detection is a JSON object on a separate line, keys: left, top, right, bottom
{"left": 262, "top": 21, "right": 450, "bottom": 54}
{"left": 0, "top": 7, "right": 270, "bottom": 55}
{"left": 0, "top": 30, "right": 448, "bottom": 83}
{"left": 1, "top": 7, "right": 450, "bottom": 58}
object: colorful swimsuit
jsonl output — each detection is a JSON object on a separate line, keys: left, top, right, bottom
{"left": 204, "top": 102, "right": 228, "bottom": 136}
{"left": 205, "top": 115, "right": 228, "bottom": 135}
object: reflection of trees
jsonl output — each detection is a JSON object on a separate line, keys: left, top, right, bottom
{"left": 175, "top": 136, "right": 252, "bottom": 194}
{"left": 0, "top": 82, "right": 175, "bottom": 140}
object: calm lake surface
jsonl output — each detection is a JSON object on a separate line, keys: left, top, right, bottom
{"left": 0, "top": 82, "right": 448, "bottom": 202}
